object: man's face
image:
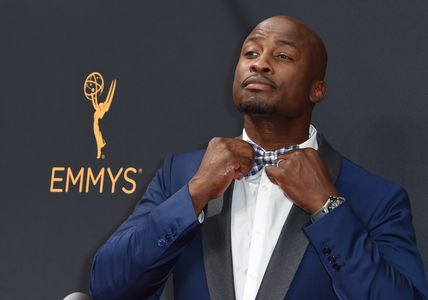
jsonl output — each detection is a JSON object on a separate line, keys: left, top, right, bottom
{"left": 232, "top": 17, "right": 323, "bottom": 118}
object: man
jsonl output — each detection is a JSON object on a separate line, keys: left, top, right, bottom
{"left": 90, "top": 16, "right": 428, "bottom": 300}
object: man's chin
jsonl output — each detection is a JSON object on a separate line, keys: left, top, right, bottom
{"left": 236, "top": 98, "right": 277, "bottom": 115}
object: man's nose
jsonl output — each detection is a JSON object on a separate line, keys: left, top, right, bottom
{"left": 249, "top": 55, "right": 272, "bottom": 74}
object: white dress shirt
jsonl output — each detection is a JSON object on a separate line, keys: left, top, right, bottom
{"left": 231, "top": 125, "right": 318, "bottom": 300}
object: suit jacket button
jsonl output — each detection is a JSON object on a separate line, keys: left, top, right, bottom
{"left": 158, "top": 238, "right": 166, "bottom": 247}
{"left": 322, "top": 247, "right": 331, "bottom": 255}
{"left": 332, "top": 263, "right": 341, "bottom": 271}
{"left": 328, "top": 256, "right": 336, "bottom": 263}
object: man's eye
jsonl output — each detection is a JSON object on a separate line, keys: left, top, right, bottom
{"left": 244, "top": 51, "right": 258, "bottom": 57}
{"left": 277, "top": 53, "right": 292, "bottom": 61}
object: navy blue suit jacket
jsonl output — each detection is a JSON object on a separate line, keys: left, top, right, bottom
{"left": 90, "top": 135, "right": 428, "bottom": 300}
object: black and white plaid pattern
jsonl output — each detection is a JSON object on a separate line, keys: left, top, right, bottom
{"left": 246, "top": 143, "right": 300, "bottom": 177}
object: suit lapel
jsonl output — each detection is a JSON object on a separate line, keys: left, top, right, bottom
{"left": 201, "top": 183, "right": 236, "bottom": 300}
{"left": 256, "top": 133, "right": 342, "bottom": 300}
{"left": 317, "top": 133, "right": 342, "bottom": 183}
{"left": 255, "top": 204, "right": 309, "bottom": 300}
{"left": 201, "top": 133, "right": 341, "bottom": 300}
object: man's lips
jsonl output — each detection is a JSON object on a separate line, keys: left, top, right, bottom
{"left": 241, "top": 75, "right": 277, "bottom": 91}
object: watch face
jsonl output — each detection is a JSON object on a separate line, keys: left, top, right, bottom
{"left": 329, "top": 201, "right": 338, "bottom": 210}
{"left": 327, "top": 197, "right": 345, "bottom": 211}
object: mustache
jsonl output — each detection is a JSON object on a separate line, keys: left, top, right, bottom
{"left": 241, "top": 74, "right": 277, "bottom": 89}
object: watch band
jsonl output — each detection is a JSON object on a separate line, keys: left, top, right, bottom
{"left": 310, "top": 195, "right": 346, "bottom": 223}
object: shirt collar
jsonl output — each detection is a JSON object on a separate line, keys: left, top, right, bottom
{"left": 242, "top": 124, "right": 319, "bottom": 151}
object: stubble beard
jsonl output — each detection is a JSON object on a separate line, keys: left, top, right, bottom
{"left": 236, "top": 96, "right": 277, "bottom": 115}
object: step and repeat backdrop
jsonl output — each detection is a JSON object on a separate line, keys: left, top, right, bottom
{"left": 1, "top": 0, "right": 427, "bottom": 299}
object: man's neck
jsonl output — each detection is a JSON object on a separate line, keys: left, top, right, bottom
{"left": 243, "top": 114, "right": 311, "bottom": 151}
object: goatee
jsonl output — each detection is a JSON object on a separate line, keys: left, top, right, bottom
{"left": 236, "top": 98, "right": 277, "bottom": 115}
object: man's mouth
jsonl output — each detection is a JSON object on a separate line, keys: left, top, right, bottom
{"left": 242, "top": 75, "right": 277, "bottom": 91}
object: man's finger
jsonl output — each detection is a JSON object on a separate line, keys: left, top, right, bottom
{"left": 234, "top": 144, "right": 256, "bottom": 161}
{"left": 265, "top": 165, "right": 284, "bottom": 185}
{"left": 238, "top": 156, "right": 254, "bottom": 169}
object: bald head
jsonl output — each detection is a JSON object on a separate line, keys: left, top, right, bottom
{"left": 233, "top": 15, "right": 329, "bottom": 120}
{"left": 247, "top": 16, "right": 327, "bottom": 80}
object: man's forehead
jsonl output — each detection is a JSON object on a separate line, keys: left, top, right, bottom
{"left": 244, "top": 17, "right": 313, "bottom": 46}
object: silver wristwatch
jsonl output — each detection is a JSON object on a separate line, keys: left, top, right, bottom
{"left": 310, "top": 195, "right": 346, "bottom": 223}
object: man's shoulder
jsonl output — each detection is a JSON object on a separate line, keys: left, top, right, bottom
{"left": 337, "top": 157, "right": 408, "bottom": 222}
{"left": 166, "top": 149, "right": 206, "bottom": 167}
{"left": 161, "top": 149, "right": 206, "bottom": 177}
{"left": 338, "top": 157, "right": 402, "bottom": 192}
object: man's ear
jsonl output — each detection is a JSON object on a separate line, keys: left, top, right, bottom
{"left": 309, "top": 80, "right": 327, "bottom": 104}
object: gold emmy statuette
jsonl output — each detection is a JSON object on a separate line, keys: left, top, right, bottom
{"left": 84, "top": 72, "right": 117, "bottom": 159}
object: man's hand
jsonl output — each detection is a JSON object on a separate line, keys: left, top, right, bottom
{"left": 265, "top": 148, "right": 338, "bottom": 214}
{"left": 189, "top": 138, "right": 255, "bottom": 214}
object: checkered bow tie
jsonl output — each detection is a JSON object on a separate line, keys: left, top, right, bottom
{"left": 245, "top": 143, "right": 300, "bottom": 177}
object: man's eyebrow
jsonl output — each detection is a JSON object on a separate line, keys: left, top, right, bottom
{"left": 244, "top": 36, "right": 262, "bottom": 43}
{"left": 275, "top": 39, "right": 298, "bottom": 49}
{"left": 244, "top": 36, "right": 298, "bottom": 49}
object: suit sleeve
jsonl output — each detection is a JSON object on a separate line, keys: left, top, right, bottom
{"left": 304, "top": 186, "right": 428, "bottom": 300}
{"left": 90, "top": 155, "right": 201, "bottom": 300}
